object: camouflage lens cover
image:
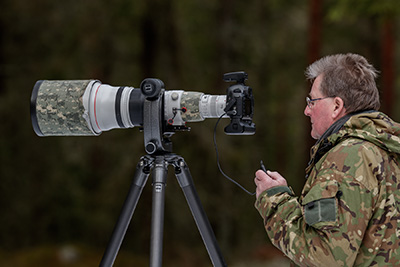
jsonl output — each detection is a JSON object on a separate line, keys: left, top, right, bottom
{"left": 31, "top": 80, "right": 96, "bottom": 136}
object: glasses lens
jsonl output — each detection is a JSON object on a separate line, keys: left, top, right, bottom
{"left": 306, "top": 97, "right": 312, "bottom": 108}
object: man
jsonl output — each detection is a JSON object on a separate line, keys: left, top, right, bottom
{"left": 254, "top": 53, "right": 400, "bottom": 266}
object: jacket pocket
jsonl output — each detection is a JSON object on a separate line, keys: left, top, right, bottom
{"left": 302, "top": 181, "right": 339, "bottom": 227}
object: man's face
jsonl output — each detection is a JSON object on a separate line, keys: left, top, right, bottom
{"left": 304, "top": 75, "right": 335, "bottom": 139}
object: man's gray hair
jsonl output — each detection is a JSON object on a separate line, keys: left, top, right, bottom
{"left": 305, "top": 53, "right": 380, "bottom": 113}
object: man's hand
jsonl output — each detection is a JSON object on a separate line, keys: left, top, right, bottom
{"left": 254, "top": 170, "right": 288, "bottom": 199}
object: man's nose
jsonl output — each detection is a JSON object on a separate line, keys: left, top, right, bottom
{"left": 304, "top": 105, "right": 311, "bottom": 116}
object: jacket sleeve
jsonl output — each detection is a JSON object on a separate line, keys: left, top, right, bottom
{"left": 255, "top": 167, "right": 374, "bottom": 267}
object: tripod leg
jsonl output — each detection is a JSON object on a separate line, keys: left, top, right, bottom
{"left": 149, "top": 156, "right": 168, "bottom": 267}
{"left": 173, "top": 156, "right": 227, "bottom": 267}
{"left": 100, "top": 156, "right": 152, "bottom": 267}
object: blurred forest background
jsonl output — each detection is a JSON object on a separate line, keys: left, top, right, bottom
{"left": 1, "top": 0, "right": 400, "bottom": 266}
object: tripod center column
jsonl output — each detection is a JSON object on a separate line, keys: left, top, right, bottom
{"left": 149, "top": 155, "right": 168, "bottom": 267}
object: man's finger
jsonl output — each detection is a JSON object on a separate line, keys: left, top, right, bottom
{"left": 266, "top": 170, "right": 277, "bottom": 180}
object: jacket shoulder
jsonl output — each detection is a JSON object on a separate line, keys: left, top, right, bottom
{"left": 316, "top": 138, "right": 383, "bottom": 190}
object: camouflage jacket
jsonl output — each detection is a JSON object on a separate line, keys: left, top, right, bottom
{"left": 255, "top": 111, "right": 400, "bottom": 266}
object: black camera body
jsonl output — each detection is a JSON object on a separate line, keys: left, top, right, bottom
{"left": 223, "top": 72, "right": 256, "bottom": 135}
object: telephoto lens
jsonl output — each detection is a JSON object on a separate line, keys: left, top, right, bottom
{"left": 30, "top": 80, "right": 228, "bottom": 137}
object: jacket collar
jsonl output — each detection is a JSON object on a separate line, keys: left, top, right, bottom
{"left": 305, "top": 110, "right": 376, "bottom": 178}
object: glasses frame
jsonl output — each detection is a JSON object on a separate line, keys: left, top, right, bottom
{"left": 306, "top": 96, "right": 335, "bottom": 108}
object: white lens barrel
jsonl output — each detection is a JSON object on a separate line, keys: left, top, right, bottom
{"left": 199, "top": 94, "right": 227, "bottom": 119}
{"left": 164, "top": 90, "right": 228, "bottom": 125}
{"left": 120, "top": 86, "right": 135, "bottom": 128}
{"left": 83, "top": 81, "right": 135, "bottom": 134}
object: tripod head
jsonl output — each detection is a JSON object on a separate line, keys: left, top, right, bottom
{"left": 140, "top": 79, "right": 171, "bottom": 154}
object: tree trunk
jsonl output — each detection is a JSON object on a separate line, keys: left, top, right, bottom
{"left": 381, "top": 18, "right": 395, "bottom": 116}
{"left": 308, "top": 0, "right": 322, "bottom": 65}
{"left": 304, "top": 0, "right": 322, "bottom": 160}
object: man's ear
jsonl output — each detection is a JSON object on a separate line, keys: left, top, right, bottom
{"left": 332, "top": 97, "right": 346, "bottom": 120}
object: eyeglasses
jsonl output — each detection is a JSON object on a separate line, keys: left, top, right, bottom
{"left": 306, "top": 96, "right": 335, "bottom": 108}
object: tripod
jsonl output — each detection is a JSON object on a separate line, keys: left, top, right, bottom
{"left": 99, "top": 153, "right": 227, "bottom": 267}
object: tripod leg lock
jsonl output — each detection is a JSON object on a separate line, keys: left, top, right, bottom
{"left": 170, "top": 156, "right": 193, "bottom": 188}
{"left": 132, "top": 155, "right": 153, "bottom": 187}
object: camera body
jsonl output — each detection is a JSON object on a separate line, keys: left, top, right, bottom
{"left": 223, "top": 72, "right": 255, "bottom": 135}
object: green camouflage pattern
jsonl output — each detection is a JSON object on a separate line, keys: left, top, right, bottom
{"left": 34, "top": 80, "right": 95, "bottom": 136}
{"left": 255, "top": 111, "right": 400, "bottom": 266}
{"left": 180, "top": 92, "right": 202, "bottom": 122}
